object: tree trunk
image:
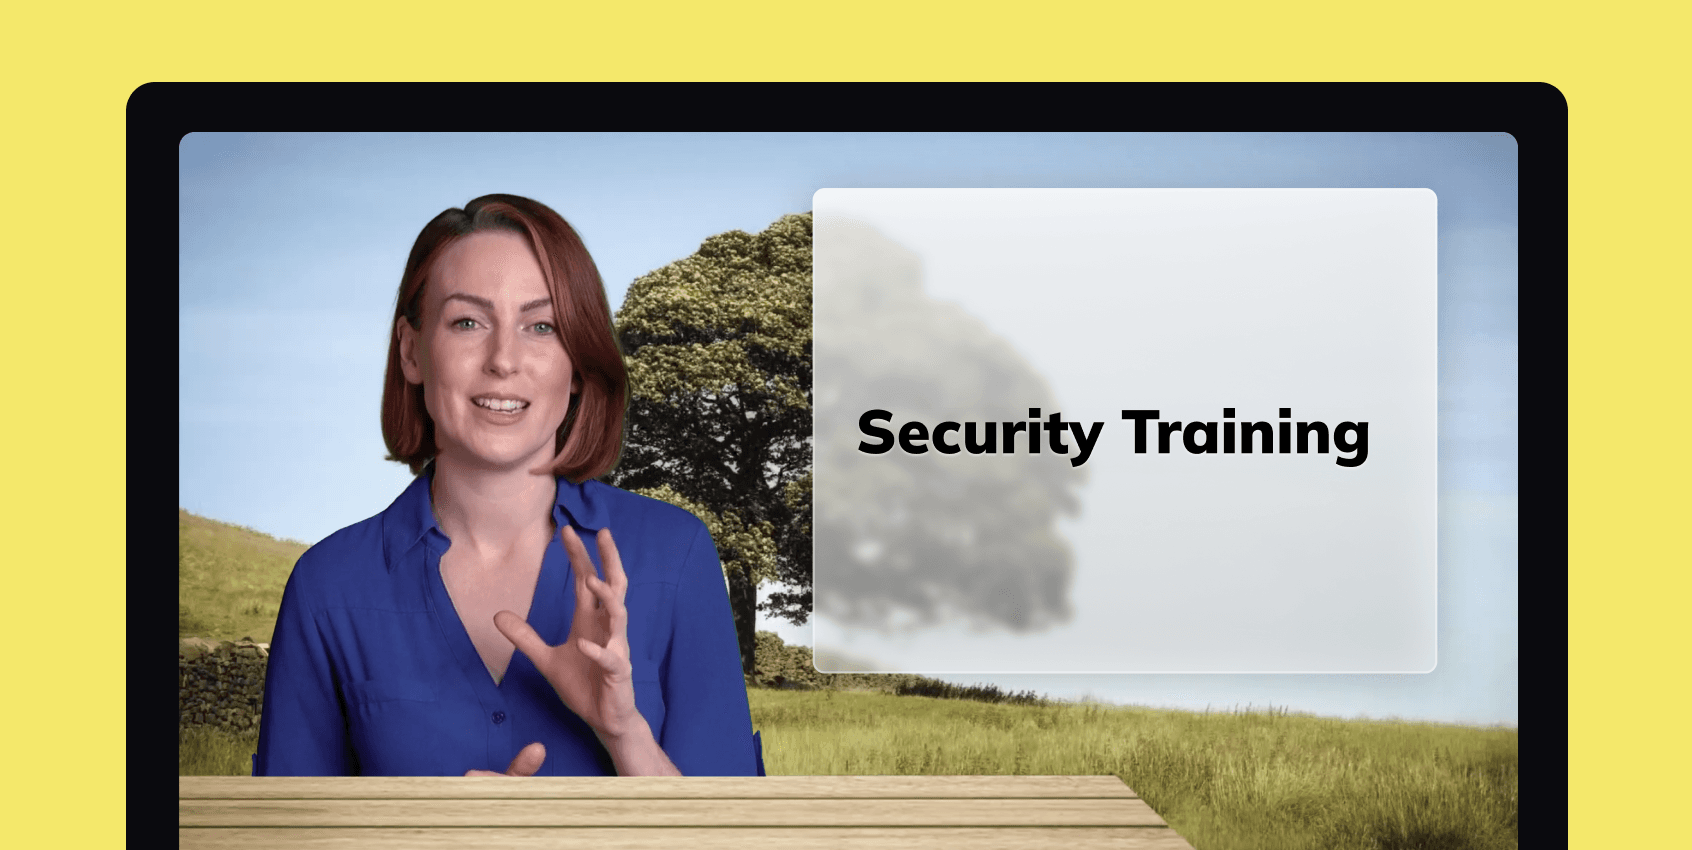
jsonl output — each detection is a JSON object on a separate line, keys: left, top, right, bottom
{"left": 727, "top": 565, "right": 758, "bottom": 675}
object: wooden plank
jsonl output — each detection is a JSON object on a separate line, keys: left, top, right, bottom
{"left": 179, "top": 827, "right": 1199, "bottom": 850}
{"left": 181, "top": 797, "right": 1168, "bottom": 827}
{"left": 181, "top": 775, "right": 1140, "bottom": 800}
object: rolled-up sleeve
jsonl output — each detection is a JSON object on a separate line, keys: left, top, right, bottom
{"left": 657, "top": 525, "right": 758, "bottom": 776}
{"left": 255, "top": 561, "right": 354, "bottom": 776}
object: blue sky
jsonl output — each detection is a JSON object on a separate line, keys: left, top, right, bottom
{"left": 180, "top": 132, "right": 1517, "bottom": 725}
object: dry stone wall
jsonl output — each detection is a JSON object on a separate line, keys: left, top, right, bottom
{"left": 180, "top": 638, "right": 267, "bottom": 734}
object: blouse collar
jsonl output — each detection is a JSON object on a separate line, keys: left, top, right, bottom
{"left": 381, "top": 464, "right": 610, "bottom": 572}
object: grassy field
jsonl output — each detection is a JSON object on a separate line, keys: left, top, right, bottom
{"left": 182, "top": 688, "right": 1515, "bottom": 850}
{"left": 178, "top": 509, "right": 307, "bottom": 644}
{"left": 751, "top": 689, "right": 1515, "bottom": 850}
{"left": 180, "top": 726, "right": 260, "bottom": 776}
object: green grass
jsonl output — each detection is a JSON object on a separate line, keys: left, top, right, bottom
{"left": 178, "top": 509, "right": 308, "bottom": 644}
{"left": 180, "top": 726, "right": 258, "bottom": 776}
{"left": 183, "top": 689, "right": 1515, "bottom": 850}
{"left": 749, "top": 689, "right": 1516, "bottom": 850}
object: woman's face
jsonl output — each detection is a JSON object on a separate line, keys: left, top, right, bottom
{"left": 398, "top": 230, "right": 577, "bottom": 474}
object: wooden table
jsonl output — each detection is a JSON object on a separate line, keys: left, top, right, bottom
{"left": 180, "top": 775, "right": 1199, "bottom": 848}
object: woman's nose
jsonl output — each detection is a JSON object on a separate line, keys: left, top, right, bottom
{"left": 485, "top": 325, "right": 519, "bottom": 375}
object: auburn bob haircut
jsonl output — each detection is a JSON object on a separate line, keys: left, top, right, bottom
{"left": 382, "top": 194, "right": 628, "bottom": 482}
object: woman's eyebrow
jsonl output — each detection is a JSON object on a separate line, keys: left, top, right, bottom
{"left": 443, "top": 293, "right": 494, "bottom": 311}
{"left": 442, "top": 293, "right": 552, "bottom": 312}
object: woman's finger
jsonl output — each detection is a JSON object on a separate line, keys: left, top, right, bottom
{"left": 505, "top": 742, "right": 546, "bottom": 776}
{"left": 584, "top": 573, "right": 630, "bottom": 641}
{"left": 596, "top": 528, "right": 628, "bottom": 597}
{"left": 493, "top": 611, "right": 554, "bottom": 663}
{"left": 576, "top": 635, "right": 631, "bottom": 677}
{"left": 561, "top": 526, "right": 595, "bottom": 617}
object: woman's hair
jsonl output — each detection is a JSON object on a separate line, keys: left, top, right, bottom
{"left": 381, "top": 194, "right": 628, "bottom": 482}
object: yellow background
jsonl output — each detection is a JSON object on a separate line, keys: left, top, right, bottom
{"left": 3, "top": 2, "right": 1679, "bottom": 845}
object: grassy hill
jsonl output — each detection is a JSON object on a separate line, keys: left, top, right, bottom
{"left": 178, "top": 509, "right": 308, "bottom": 644}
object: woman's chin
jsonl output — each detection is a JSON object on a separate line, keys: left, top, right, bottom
{"left": 437, "top": 441, "right": 557, "bottom": 475}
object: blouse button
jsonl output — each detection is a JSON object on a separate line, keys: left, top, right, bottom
{"left": 492, "top": 711, "right": 506, "bottom": 724}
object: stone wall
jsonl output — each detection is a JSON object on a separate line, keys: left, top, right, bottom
{"left": 180, "top": 638, "right": 267, "bottom": 734}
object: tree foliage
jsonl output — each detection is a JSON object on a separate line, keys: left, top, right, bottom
{"left": 607, "top": 213, "right": 813, "bottom": 674}
{"left": 812, "top": 220, "right": 1079, "bottom": 634}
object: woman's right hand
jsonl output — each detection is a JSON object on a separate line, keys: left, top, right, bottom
{"left": 496, "top": 526, "right": 642, "bottom": 742}
{"left": 464, "top": 741, "right": 546, "bottom": 777}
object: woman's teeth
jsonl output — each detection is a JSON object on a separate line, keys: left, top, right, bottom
{"left": 474, "top": 397, "right": 529, "bottom": 412}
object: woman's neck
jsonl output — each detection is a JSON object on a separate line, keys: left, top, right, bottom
{"left": 428, "top": 455, "right": 557, "bottom": 561}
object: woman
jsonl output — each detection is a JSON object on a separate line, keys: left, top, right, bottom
{"left": 254, "top": 194, "right": 758, "bottom": 776}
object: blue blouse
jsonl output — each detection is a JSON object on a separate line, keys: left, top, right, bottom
{"left": 254, "top": 471, "right": 757, "bottom": 776}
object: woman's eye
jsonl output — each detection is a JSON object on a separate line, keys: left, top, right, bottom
{"left": 533, "top": 322, "right": 556, "bottom": 334}
{"left": 452, "top": 318, "right": 478, "bottom": 330}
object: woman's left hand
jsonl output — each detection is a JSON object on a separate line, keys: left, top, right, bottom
{"left": 495, "top": 526, "right": 641, "bottom": 742}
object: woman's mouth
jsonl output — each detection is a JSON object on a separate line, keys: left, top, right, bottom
{"left": 472, "top": 396, "right": 530, "bottom": 413}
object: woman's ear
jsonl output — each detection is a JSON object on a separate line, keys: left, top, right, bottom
{"left": 571, "top": 371, "right": 581, "bottom": 396}
{"left": 397, "top": 317, "right": 424, "bottom": 385}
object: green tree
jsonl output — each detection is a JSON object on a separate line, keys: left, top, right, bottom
{"left": 812, "top": 219, "right": 1078, "bottom": 635}
{"left": 607, "top": 213, "right": 812, "bottom": 674}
